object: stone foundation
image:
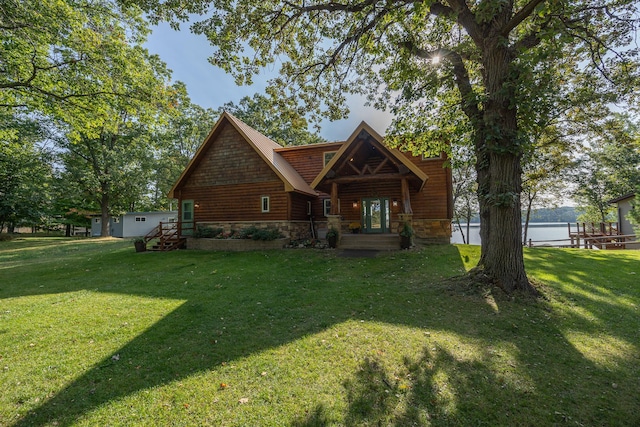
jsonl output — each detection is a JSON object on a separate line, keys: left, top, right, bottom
{"left": 412, "top": 219, "right": 451, "bottom": 243}
{"left": 196, "top": 220, "right": 312, "bottom": 240}
{"left": 192, "top": 218, "right": 451, "bottom": 245}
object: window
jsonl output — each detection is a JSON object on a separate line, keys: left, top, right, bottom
{"left": 323, "top": 151, "right": 337, "bottom": 166}
{"left": 261, "top": 196, "right": 270, "bottom": 213}
{"left": 307, "top": 201, "right": 312, "bottom": 216}
{"left": 113, "top": 217, "right": 120, "bottom": 223}
{"left": 323, "top": 199, "right": 331, "bottom": 216}
{"left": 168, "top": 217, "right": 177, "bottom": 223}
{"left": 422, "top": 152, "right": 443, "bottom": 160}
{"left": 94, "top": 218, "right": 100, "bottom": 223}
{"left": 135, "top": 216, "right": 146, "bottom": 222}
{"left": 182, "top": 200, "right": 194, "bottom": 222}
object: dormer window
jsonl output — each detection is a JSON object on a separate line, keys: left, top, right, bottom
{"left": 323, "top": 151, "right": 337, "bottom": 166}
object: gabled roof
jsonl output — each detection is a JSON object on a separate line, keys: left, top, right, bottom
{"left": 311, "top": 121, "right": 429, "bottom": 190}
{"left": 169, "top": 112, "right": 316, "bottom": 198}
{"left": 609, "top": 192, "right": 636, "bottom": 204}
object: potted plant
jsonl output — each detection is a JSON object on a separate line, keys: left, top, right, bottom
{"left": 348, "top": 222, "right": 361, "bottom": 234}
{"left": 399, "top": 222, "right": 413, "bottom": 249}
{"left": 133, "top": 237, "right": 147, "bottom": 252}
{"left": 326, "top": 228, "right": 339, "bottom": 248}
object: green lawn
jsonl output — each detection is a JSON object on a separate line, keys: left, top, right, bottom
{"left": 1, "top": 237, "right": 638, "bottom": 426}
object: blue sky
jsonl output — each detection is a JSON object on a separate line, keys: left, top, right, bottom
{"left": 144, "top": 22, "right": 392, "bottom": 141}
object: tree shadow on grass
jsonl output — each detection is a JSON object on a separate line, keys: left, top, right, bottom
{"left": 295, "top": 337, "right": 639, "bottom": 427}
{"left": 4, "top": 244, "right": 640, "bottom": 426}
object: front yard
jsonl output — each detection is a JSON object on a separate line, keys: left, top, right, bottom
{"left": 1, "top": 237, "right": 638, "bottom": 426}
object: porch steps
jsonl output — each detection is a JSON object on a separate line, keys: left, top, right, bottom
{"left": 149, "top": 237, "right": 186, "bottom": 251}
{"left": 339, "top": 234, "right": 400, "bottom": 250}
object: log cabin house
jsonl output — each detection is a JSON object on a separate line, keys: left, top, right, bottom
{"left": 168, "top": 112, "right": 453, "bottom": 246}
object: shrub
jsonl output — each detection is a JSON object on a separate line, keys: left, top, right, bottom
{"left": 194, "top": 226, "right": 224, "bottom": 238}
{"left": 399, "top": 222, "right": 414, "bottom": 237}
{"left": 238, "top": 226, "right": 283, "bottom": 241}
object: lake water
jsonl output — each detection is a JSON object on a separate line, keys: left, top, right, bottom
{"left": 451, "top": 223, "right": 572, "bottom": 246}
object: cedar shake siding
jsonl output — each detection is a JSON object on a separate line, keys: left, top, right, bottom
{"left": 179, "top": 123, "right": 286, "bottom": 222}
{"left": 184, "top": 122, "right": 280, "bottom": 188}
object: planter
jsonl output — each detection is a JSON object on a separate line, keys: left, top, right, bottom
{"left": 327, "top": 235, "right": 338, "bottom": 248}
{"left": 134, "top": 240, "right": 147, "bottom": 252}
{"left": 400, "top": 235, "right": 412, "bottom": 249}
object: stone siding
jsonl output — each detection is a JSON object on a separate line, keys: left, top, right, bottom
{"left": 412, "top": 219, "right": 451, "bottom": 243}
{"left": 196, "top": 220, "right": 312, "bottom": 240}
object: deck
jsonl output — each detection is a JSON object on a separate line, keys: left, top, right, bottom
{"left": 527, "top": 222, "right": 636, "bottom": 249}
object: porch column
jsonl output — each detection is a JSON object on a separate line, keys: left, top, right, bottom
{"left": 401, "top": 178, "right": 413, "bottom": 214}
{"left": 330, "top": 182, "right": 339, "bottom": 215}
{"left": 327, "top": 215, "right": 342, "bottom": 235}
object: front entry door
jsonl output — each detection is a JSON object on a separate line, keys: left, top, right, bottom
{"left": 362, "top": 198, "right": 389, "bottom": 233}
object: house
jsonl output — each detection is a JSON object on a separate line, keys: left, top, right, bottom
{"left": 168, "top": 112, "right": 453, "bottom": 246}
{"left": 609, "top": 193, "right": 638, "bottom": 248}
{"left": 91, "top": 211, "right": 178, "bottom": 238}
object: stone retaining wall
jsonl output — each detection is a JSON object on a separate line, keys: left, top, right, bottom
{"left": 196, "top": 221, "right": 312, "bottom": 240}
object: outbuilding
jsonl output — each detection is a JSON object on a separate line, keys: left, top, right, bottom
{"left": 91, "top": 211, "right": 178, "bottom": 238}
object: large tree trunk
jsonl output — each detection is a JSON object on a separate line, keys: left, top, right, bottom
{"left": 473, "top": 43, "right": 536, "bottom": 295}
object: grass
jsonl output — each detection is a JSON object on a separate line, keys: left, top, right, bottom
{"left": 0, "top": 237, "right": 638, "bottom": 426}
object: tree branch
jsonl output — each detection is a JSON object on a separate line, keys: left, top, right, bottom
{"left": 501, "top": 0, "right": 547, "bottom": 36}
{"left": 437, "top": 0, "right": 483, "bottom": 47}
{"left": 401, "top": 41, "right": 482, "bottom": 124}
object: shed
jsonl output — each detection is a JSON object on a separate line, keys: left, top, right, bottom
{"left": 91, "top": 211, "right": 178, "bottom": 238}
{"left": 609, "top": 193, "right": 638, "bottom": 249}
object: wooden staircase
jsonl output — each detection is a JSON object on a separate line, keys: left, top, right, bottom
{"left": 339, "top": 233, "right": 401, "bottom": 250}
{"left": 143, "top": 222, "right": 186, "bottom": 252}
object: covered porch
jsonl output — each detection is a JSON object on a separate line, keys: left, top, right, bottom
{"left": 311, "top": 123, "right": 428, "bottom": 239}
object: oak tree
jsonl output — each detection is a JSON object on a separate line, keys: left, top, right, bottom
{"left": 131, "top": 0, "right": 638, "bottom": 294}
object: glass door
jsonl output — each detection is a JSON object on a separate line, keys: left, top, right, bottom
{"left": 362, "top": 198, "right": 389, "bottom": 233}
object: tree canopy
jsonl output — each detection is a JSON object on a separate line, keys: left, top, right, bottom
{"left": 218, "top": 93, "right": 326, "bottom": 146}
{"left": 0, "top": 0, "right": 153, "bottom": 114}
{"left": 128, "top": 0, "right": 640, "bottom": 294}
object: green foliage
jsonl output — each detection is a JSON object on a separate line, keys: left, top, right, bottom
{"left": 528, "top": 207, "right": 581, "bottom": 223}
{"left": 150, "top": 82, "right": 218, "bottom": 210}
{"left": 219, "top": 93, "right": 325, "bottom": 146}
{"left": 0, "top": 113, "right": 54, "bottom": 231}
{"left": 237, "top": 226, "right": 283, "bottom": 241}
{"left": 193, "top": 225, "right": 283, "bottom": 240}
{"left": 628, "top": 194, "right": 640, "bottom": 234}
{"left": 573, "top": 114, "right": 640, "bottom": 223}
{"left": 194, "top": 225, "right": 224, "bottom": 238}
{"left": 326, "top": 228, "right": 339, "bottom": 238}
{"left": 399, "top": 222, "right": 413, "bottom": 237}
{"left": 47, "top": 6, "right": 175, "bottom": 235}
{"left": 0, "top": 0, "right": 151, "bottom": 113}
{"left": 577, "top": 205, "right": 617, "bottom": 225}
